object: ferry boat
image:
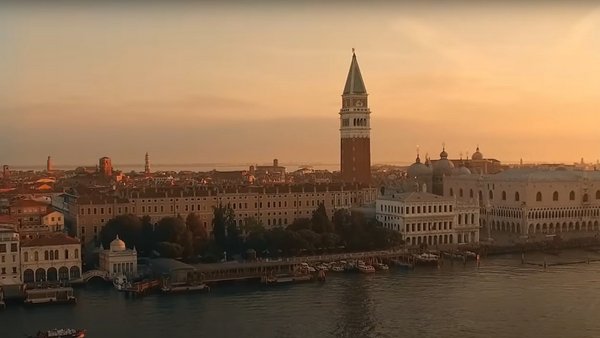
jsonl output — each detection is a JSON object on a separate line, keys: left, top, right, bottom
{"left": 30, "top": 328, "right": 86, "bottom": 338}
{"left": 413, "top": 253, "right": 439, "bottom": 265}
{"left": 374, "top": 263, "right": 389, "bottom": 271}
{"left": 24, "top": 287, "right": 77, "bottom": 305}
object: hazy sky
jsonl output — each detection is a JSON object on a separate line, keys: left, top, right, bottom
{"left": 2, "top": 2, "right": 600, "bottom": 167}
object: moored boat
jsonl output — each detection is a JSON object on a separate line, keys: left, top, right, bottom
{"left": 357, "top": 263, "right": 376, "bottom": 273}
{"left": 30, "top": 328, "right": 86, "bottom": 338}
{"left": 374, "top": 263, "right": 389, "bottom": 271}
{"left": 113, "top": 275, "right": 130, "bottom": 291}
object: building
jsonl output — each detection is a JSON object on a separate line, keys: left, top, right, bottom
{"left": 252, "top": 159, "right": 286, "bottom": 183}
{"left": 144, "top": 152, "right": 150, "bottom": 175}
{"left": 340, "top": 51, "right": 371, "bottom": 185}
{"left": 0, "top": 225, "right": 21, "bottom": 286}
{"left": 376, "top": 190, "right": 479, "bottom": 247}
{"left": 46, "top": 156, "right": 53, "bottom": 173}
{"left": 99, "top": 157, "right": 113, "bottom": 177}
{"left": 64, "top": 184, "right": 377, "bottom": 248}
{"left": 444, "top": 168, "right": 600, "bottom": 243}
{"left": 99, "top": 235, "right": 137, "bottom": 279}
{"left": 20, "top": 234, "right": 81, "bottom": 283}
{"left": 9, "top": 199, "right": 64, "bottom": 238}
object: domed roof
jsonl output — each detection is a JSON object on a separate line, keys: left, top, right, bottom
{"left": 433, "top": 147, "right": 454, "bottom": 176}
{"left": 453, "top": 166, "right": 472, "bottom": 175}
{"left": 110, "top": 235, "right": 126, "bottom": 252}
{"left": 472, "top": 146, "right": 483, "bottom": 160}
{"left": 407, "top": 155, "right": 433, "bottom": 178}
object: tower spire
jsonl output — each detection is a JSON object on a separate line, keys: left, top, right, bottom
{"left": 343, "top": 51, "right": 367, "bottom": 95}
{"left": 144, "top": 152, "right": 150, "bottom": 175}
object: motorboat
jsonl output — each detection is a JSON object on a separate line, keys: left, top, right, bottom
{"left": 375, "top": 263, "right": 389, "bottom": 271}
{"left": 31, "top": 328, "right": 86, "bottom": 338}
{"left": 357, "top": 263, "right": 376, "bottom": 273}
{"left": 113, "top": 275, "right": 129, "bottom": 291}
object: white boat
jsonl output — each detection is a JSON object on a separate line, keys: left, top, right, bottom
{"left": 375, "top": 263, "right": 389, "bottom": 271}
{"left": 331, "top": 266, "right": 344, "bottom": 273}
{"left": 357, "top": 264, "right": 376, "bottom": 273}
{"left": 112, "top": 275, "right": 129, "bottom": 291}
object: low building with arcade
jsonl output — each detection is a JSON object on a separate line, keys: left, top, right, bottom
{"left": 20, "top": 234, "right": 82, "bottom": 284}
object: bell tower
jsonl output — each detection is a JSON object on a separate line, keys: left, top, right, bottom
{"left": 340, "top": 50, "right": 371, "bottom": 185}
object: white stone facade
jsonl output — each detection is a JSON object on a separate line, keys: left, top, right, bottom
{"left": 0, "top": 226, "right": 20, "bottom": 285}
{"left": 376, "top": 191, "right": 479, "bottom": 247}
{"left": 444, "top": 169, "right": 600, "bottom": 241}
{"left": 99, "top": 236, "right": 137, "bottom": 279}
{"left": 20, "top": 235, "right": 82, "bottom": 283}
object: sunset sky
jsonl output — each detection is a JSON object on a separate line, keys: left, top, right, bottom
{"left": 2, "top": 2, "right": 600, "bottom": 168}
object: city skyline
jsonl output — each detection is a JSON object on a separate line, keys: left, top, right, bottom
{"left": 3, "top": 2, "right": 600, "bottom": 166}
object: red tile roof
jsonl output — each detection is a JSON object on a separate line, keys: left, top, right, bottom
{"left": 10, "top": 199, "right": 49, "bottom": 208}
{"left": 21, "top": 234, "right": 80, "bottom": 247}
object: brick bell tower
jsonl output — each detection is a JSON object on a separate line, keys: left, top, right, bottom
{"left": 340, "top": 49, "right": 371, "bottom": 185}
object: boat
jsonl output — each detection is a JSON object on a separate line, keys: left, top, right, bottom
{"left": 24, "top": 287, "right": 77, "bottom": 305}
{"left": 30, "top": 328, "right": 86, "bottom": 338}
{"left": 161, "top": 283, "right": 210, "bottom": 293}
{"left": 331, "top": 266, "right": 344, "bottom": 273}
{"left": 413, "top": 253, "right": 439, "bottom": 265}
{"left": 262, "top": 274, "right": 313, "bottom": 285}
{"left": 374, "top": 263, "right": 389, "bottom": 271}
{"left": 357, "top": 263, "right": 376, "bottom": 273}
{"left": 113, "top": 275, "right": 130, "bottom": 291}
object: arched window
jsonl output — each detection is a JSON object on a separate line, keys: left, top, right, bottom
{"left": 75, "top": 249, "right": 79, "bottom": 259}
{"left": 34, "top": 251, "right": 39, "bottom": 261}
{"left": 515, "top": 192, "right": 520, "bottom": 202}
{"left": 470, "top": 189, "right": 474, "bottom": 198}
{"left": 596, "top": 190, "right": 600, "bottom": 200}
{"left": 44, "top": 250, "right": 49, "bottom": 261}
{"left": 478, "top": 191, "right": 483, "bottom": 200}
{"left": 583, "top": 193, "right": 589, "bottom": 202}
{"left": 553, "top": 191, "right": 559, "bottom": 201}
{"left": 489, "top": 190, "right": 493, "bottom": 200}
{"left": 570, "top": 191, "right": 575, "bottom": 201}
{"left": 536, "top": 192, "right": 542, "bottom": 202}
{"left": 24, "top": 252, "right": 29, "bottom": 262}
{"left": 450, "top": 188, "right": 454, "bottom": 196}
{"left": 55, "top": 250, "right": 59, "bottom": 260}
{"left": 49, "top": 250, "right": 54, "bottom": 260}
{"left": 502, "top": 191, "right": 506, "bottom": 201}
{"left": 459, "top": 189, "right": 463, "bottom": 197}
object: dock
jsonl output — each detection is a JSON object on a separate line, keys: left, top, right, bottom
{"left": 123, "top": 279, "right": 161, "bottom": 297}
{"left": 24, "top": 286, "right": 76, "bottom": 305}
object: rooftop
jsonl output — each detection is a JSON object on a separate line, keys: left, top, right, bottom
{"left": 21, "top": 234, "right": 80, "bottom": 247}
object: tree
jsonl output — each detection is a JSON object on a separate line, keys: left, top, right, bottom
{"left": 311, "top": 203, "right": 333, "bottom": 233}
{"left": 320, "top": 232, "right": 341, "bottom": 251}
{"left": 154, "top": 217, "right": 194, "bottom": 258}
{"left": 156, "top": 242, "right": 184, "bottom": 258}
{"left": 100, "top": 214, "right": 143, "bottom": 250}
{"left": 297, "top": 229, "right": 321, "bottom": 253}
{"left": 140, "top": 215, "right": 155, "bottom": 254}
{"left": 287, "top": 218, "right": 312, "bottom": 231}
{"left": 242, "top": 217, "right": 265, "bottom": 235}
{"left": 212, "top": 204, "right": 235, "bottom": 250}
{"left": 186, "top": 213, "right": 208, "bottom": 254}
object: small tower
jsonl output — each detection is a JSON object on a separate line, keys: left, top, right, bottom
{"left": 144, "top": 152, "right": 150, "bottom": 175}
{"left": 46, "top": 156, "right": 53, "bottom": 172}
{"left": 339, "top": 49, "right": 371, "bottom": 185}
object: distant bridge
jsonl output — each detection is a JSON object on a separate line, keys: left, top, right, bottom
{"left": 79, "top": 270, "right": 109, "bottom": 283}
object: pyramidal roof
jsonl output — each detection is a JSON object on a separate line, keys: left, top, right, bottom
{"left": 343, "top": 51, "right": 367, "bottom": 95}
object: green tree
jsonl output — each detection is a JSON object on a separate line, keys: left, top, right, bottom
{"left": 320, "top": 232, "right": 341, "bottom": 251}
{"left": 286, "top": 218, "right": 312, "bottom": 231}
{"left": 297, "top": 229, "right": 321, "bottom": 253}
{"left": 156, "top": 242, "right": 184, "bottom": 258}
{"left": 154, "top": 217, "right": 194, "bottom": 258}
{"left": 100, "top": 214, "right": 143, "bottom": 250}
{"left": 212, "top": 204, "right": 235, "bottom": 250}
{"left": 311, "top": 203, "right": 333, "bottom": 233}
{"left": 242, "top": 217, "right": 265, "bottom": 234}
{"left": 140, "top": 215, "right": 155, "bottom": 254}
{"left": 186, "top": 213, "right": 208, "bottom": 254}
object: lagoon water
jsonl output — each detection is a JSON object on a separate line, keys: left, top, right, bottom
{"left": 3, "top": 251, "right": 600, "bottom": 338}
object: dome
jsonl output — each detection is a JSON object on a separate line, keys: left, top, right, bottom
{"left": 453, "top": 166, "right": 472, "bottom": 175}
{"left": 110, "top": 235, "right": 126, "bottom": 252}
{"left": 407, "top": 154, "right": 433, "bottom": 178}
{"left": 433, "top": 147, "right": 454, "bottom": 176}
{"left": 472, "top": 146, "right": 483, "bottom": 160}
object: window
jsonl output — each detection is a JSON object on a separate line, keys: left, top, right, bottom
{"left": 515, "top": 192, "right": 520, "bottom": 202}
{"left": 596, "top": 190, "right": 600, "bottom": 200}
{"left": 570, "top": 191, "right": 575, "bottom": 201}
{"left": 536, "top": 192, "right": 542, "bottom": 202}
{"left": 450, "top": 188, "right": 454, "bottom": 197}
{"left": 24, "top": 252, "right": 29, "bottom": 262}
{"left": 0, "top": 244, "right": 5, "bottom": 253}
{"left": 34, "top": 251, "right": 39, "bottom": 261}
{"left": 44, "top": 251, "right": 49, "bottom": 260}
{"left": 489, "top": 191, "right": 494, "bottom": 200}
{"left": 65, "top": 250, "right": 69, "bottom": 259}
{"left": 553, "top": 191, "right": 559, "bottom": 201}
{"left": 75, "top": 249, "right": 79, "bottom": 259}
{"left": 502, "top": 191, "right": 506, "bottom": 201}
{"left": 583, "top": 194, "right": 589, "bottom": 203}
{"left": 459, "top": 189, "right": 463, "bottom": 197}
